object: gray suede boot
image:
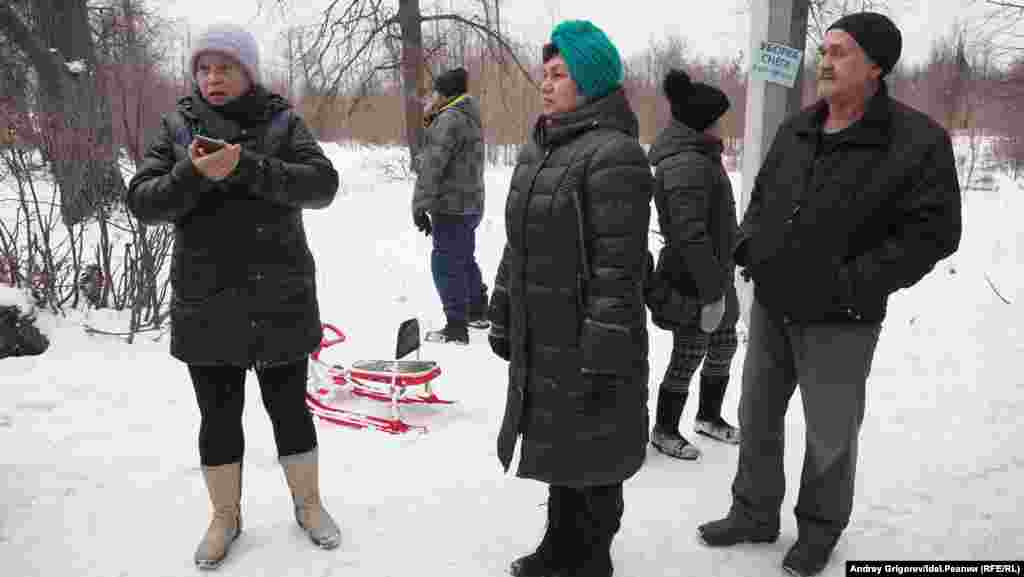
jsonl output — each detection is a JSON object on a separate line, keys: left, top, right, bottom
{"left": 194, "top": 462, "right": 243, "bottom": 570}
{"left": 280, "top": 448, "right": 341, "bottom": 549}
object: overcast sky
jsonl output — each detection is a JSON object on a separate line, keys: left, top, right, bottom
{"left": 158, "top": 0, "right": 988, "bottom": 75}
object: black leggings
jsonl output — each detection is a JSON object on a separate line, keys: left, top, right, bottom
{"left": 189, "top": 358, "right": 317, "bottom": 466}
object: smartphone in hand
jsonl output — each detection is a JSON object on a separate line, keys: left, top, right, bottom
{"left": 194, "top": 135, "right": 228, "bottom": 154}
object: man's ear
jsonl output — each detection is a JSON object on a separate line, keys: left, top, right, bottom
{"left": 867, "top": 58, "right": 883, "bottom": 82}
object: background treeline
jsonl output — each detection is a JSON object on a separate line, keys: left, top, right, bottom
{"left": 0, "top": 0, "right": 1021, "bottom": 340}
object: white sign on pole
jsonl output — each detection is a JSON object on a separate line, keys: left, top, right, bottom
{"left": 750, "top": 41, "right": 803, "bottom": 88}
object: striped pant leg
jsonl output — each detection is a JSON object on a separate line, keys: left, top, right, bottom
{"left": 700, "top": 322, "right": 739, "bottom": 379}
{"left": 661, "top": 326, "right": 709, "bottom": 394}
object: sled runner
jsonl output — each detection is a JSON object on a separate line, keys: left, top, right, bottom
{"left": 306, "top": 319, "right": 453, "bottom": 434}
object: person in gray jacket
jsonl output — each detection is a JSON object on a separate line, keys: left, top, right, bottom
{"left": 126, "top": 23, "right": 340, "bottom": 569}
{"left": 648, "top": 69, "right": 741, "bottom": 461}
{"left": 412, "top": 67, "right": 489, "bottom": 344}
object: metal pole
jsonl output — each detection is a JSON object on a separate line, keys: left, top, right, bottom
{"left": 737, "top": 0, "right": 810, "bottom": 330}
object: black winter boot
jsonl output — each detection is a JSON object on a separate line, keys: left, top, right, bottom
{"left": 655, "top": 388, "right": 686, "bottom": 433}
{"left": 468, "top": 283, "right": 490, "bottom": 329}
{"left": 564, "top": 484, "right": 621, "bottom": 577}
{"left": 425, "top": 318, "right": 469, "bottom": 344}
{"left": 782, "top": 531, "right": 840, "bottom": 576}
{"left": 697, "top": 515, "right": 779, "bottom": 547}
{"left": 695, "top": 375, "right": 739, "bottom": 444}
{"left": 651, "top": 389, "right": 701, "bottom": 460}
{"left": 511, "top": 486, "right": 572, "bottom": 577}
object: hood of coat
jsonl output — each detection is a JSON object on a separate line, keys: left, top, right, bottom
{"left": 533, "top": 88, "right": 639, "bottom": 148}
{"left": 648, "top": 119, "right": 724, "bottom": 165}
{"left": 426, "top": 94, "right": 482, "bottom": 129}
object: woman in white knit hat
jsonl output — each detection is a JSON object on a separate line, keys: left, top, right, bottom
{"left": 126, "top": 22, "right": 341, "bottom": 569}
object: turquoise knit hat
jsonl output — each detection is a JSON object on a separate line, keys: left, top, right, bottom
{"left": 550, "top": 20, "right": 624, "bottom": 99}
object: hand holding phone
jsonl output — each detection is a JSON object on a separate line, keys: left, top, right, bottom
{"left": 193, "top": 135, "right": 228, "bottom": 154}
{"left": 189, "top": 137, "right": 240, "bottom": 181}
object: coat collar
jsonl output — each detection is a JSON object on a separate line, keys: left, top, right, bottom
{"left": 648, "top": 119, "right": 724, "bottom": 165}
{"left": 533, "top": 88, "right": 639, "bottom": 149}
{"left": 177, "top": 86, "right": 289, "bottom": 124}
{"left": 794, "top": 82, "right": 892, "bottom": 146}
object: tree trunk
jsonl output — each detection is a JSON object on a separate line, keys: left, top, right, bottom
{"left": 399, "top": 0, "right": 425, "bottom": 167}
{"left": 1, "top": 0, "right": 125, "bottom": 226}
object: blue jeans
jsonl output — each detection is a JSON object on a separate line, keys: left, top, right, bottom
{"left": 431, "top": 213, "right": 485, "bottom": 322}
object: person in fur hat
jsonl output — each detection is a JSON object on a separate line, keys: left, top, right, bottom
{"left": 127, "top": 22, "right": 341, "bottom": 569}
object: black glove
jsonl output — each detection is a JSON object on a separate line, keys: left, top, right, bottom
{"left": 413, "top": 209, "right": 432, "bottom": 236}
{"left": 489, "top": 335, "right": 510, "bottom": 362}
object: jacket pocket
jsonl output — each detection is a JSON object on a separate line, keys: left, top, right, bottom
{"left": 580, "top": 318, "right": 635, "bottom": 376}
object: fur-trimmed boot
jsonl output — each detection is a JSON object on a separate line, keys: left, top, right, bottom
{"left": 194, "top": 462, "right": 243, "bottom": 570}
{"left": 280, "top": 449, "right": 341, "bottom": 549}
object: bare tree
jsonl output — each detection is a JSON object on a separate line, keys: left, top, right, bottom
{"left": 969, "top": 0, "right": 1024, "bottom": 59}
{"left": 0, "top": 0, "right": 127, "bottom": 226}
{"left": 805, "top": 0, "right": 903, "bottom": 46}
{"left": 271, "top": 0, "right": 537, "bottom": 162}
{"left": 738, "top": 0, "right": 896, "bottom": 47}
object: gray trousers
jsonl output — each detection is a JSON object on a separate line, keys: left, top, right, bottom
{"left": 730, "top": 299, "right": 880, "bottom": 541}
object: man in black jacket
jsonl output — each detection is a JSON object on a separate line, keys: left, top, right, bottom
{"left": 697, "top": 12, "right": 962, "bottom": 577}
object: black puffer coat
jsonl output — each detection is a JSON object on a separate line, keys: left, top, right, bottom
{"left": 488, "top": 89, "right": 652, "bottom": 487}
{"left": 738, "top": 84, "right": 961, "bottom": 323}
{"left": 126, "top": 89, "right": 338, "bottom": 366}
{"left": 648, "top": 120, "right": 740, "bottom": 329}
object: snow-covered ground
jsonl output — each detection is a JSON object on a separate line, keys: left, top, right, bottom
{"left": 1, "top": 142, "right": 1022, "bottom": 577}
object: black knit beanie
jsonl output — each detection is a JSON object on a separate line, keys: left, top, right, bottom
{"left": 663, "top": 69, "right": 730, "bottom": 132}
{"left": 433, "top": 67, "right": 468, "bottom": 98}
{"left": 827, "top": 12, "right": 902, "bottom": 77}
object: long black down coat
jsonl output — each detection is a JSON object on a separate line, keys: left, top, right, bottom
{"left": 488, "top": 89, "right": 652, "bottom": 487}
{"left": 739, "top": 83, "right": 962, "bottom": 323}
{"left": 648, "top": 120, "right": 740, "bottom": 330}
{"left": 126, "top": 89, "right": 338, "bottom": 366}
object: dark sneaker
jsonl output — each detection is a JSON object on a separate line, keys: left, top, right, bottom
{"left": 468, "top": 296, "right": 490, "bottom": 330}
{"left": 467, "top": 316, "right": 490, "bottom": 330}
{"left": 510, "top": 550, "right": 561, "bottom": 577}
{"left": 697, "top": 516, "right": 779, "bottom": 547}
{"left": 425, "top": 320, "right": 469, "bottom": 344}
{"left": 782, "top": 538, "right": 837, "bottom": 577}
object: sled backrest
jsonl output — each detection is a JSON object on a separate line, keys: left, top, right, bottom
{"left": 395, "top": 318, "right": 421, "bottom": 360}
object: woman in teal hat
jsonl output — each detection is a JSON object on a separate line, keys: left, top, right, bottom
{"left": 487, "top": 19, "right": 652, "bottom": 577}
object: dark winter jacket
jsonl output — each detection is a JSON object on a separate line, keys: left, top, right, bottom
{"left": 648, "top": 120, "right": 740, "bottom": 330}
{"left": 412, "top": 95, "right": 485, "bottom": 216}
{"left": 738, "top": 83, "right": 962, "bottom": 323}
{"left": 126, "top": 88, "right": 339, "bottom": 366}
{"left": 488, "top": 89, "right": 652, "bottom": 487}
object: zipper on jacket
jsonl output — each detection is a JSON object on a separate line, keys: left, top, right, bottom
{"left": 518, "top": 146, "right": 554, "bottom": 327}
{"left": 786, "top": 204, "right": 801, "bottom": 225}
